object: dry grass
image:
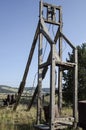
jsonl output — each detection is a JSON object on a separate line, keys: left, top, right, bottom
{"left": 0, "top": 93, "right": 83, "bottom": 130}
{"left": 0, "top": 105, "right": 83, "bottom": 130}
{"left": 61, "top": 106, "right": 73, "bottom": 117}
{"left": 0, "top": 105, "right": 36, "bottom": 130}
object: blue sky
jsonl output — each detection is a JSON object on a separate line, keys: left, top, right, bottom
{"left": 0, "top": 0, "right": 86, "bottom": 88}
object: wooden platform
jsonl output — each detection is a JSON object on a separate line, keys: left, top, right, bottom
{"left": 34, "top": 117, "right": 74, "bottom": 130}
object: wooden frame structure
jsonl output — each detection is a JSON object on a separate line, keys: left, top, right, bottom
{"left": 13, "top": 1, "right": 78, "bottom": 130}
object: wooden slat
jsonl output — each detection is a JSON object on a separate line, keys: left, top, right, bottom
{"left": 54, "top": 117, "right": 74, "bottom": 125}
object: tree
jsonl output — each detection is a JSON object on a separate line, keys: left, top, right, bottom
{"left": 63, "top": 43, "right": 86, "bottom": 105}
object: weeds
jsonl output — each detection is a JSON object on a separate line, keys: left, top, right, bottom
{"left": 0, "top": 104, "right": 82, "bottom": 130}
{"left": 0, "top": 105, "right": 36, "bottom": 130}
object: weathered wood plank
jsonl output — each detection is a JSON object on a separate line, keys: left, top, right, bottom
{"left": 39, "top": 61, "right": 50, "bottom": 69}
{"left": 58, "top": 6, "right": 63, "bottom": 114}
{"left": 56, "top": 61, "right": 75, "bottom": 68}
{"left": 54, "top": 117, "right": 74, "bottom": 125}
{"left": 50, "top": 43, "right": 56, "bottom": 130}
{"left": 73, "top": 48, "right": 78, "bottom": 127}
{"left": 43, "top": 2, "right": 61, "bottom": 10}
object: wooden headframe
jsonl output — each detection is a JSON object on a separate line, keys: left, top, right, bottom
{"left": 13, "top": 0, "right": 78, "bottom": 129}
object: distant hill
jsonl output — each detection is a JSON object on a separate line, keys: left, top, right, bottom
{"left": 0, "top": 85, "right": 18, "bottom": 93}
{"left": 0, "top": 85, "right": 50, "bottom": 94}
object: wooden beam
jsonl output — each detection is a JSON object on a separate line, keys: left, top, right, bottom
{"left": 39, "top": 61, "right": 50, "bottom": 69}
{"left": 50, "top": 43, "right": 56, "bottom": 130}
{"left": 13, "top": 21, "right": 40, "bottom": 111}
{"left": 41, "top": 16, "right": 60, "bottom": 45}
{"left": 44, "top": 18, "right": 60, "bottom": 26}
{"left": 56, "top": 61, "right": 75, "bottom": 69}
{"left": 60, "top": 32, "right": 75, "bottom": 49}
{"left": 37, "top": 7, "right": 43, "bottom": 122}
{"left": 41, "top": 28, "right": 55, "bottom": 45}
{"left": 73, "top": 48, "right": 78, "bottom": 128}
{"left": 58, "top": 7, "right": 63, "bottom": 115}
{"left": 41, "top": 18, "right": 51, "bottom": 37}
{"left": 22, "top": 21, "right": 40, "bottom": 82}
{"left": 27, "top": 85, "right": 38, "bottom": 110}
{"left": 40, "top": 18, "right": 55, "bottom": 45}
{"left": 54, "top": 46, "right": 61, "bottom": 62}
{"left": 27, "top": 20, "right": 59, "bottom": 110}
{"left": 43, "top": 2, "right": 61, "bottom": 10}
{"left": 54, "top": 27, "right": 60, "bottom": 43}
{"left": 27, "top": 53, "right": 51, "bottom": 110}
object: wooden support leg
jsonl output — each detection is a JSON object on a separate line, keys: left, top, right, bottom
{"left": 50, "top": 44, "right": 56, "bottom": 130}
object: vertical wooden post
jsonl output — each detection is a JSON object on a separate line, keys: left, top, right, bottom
{"left": 50, "top": 44, "right": 56, "bottom": 130}
{"left": 37, "top": 0, "right": 43, "bottom": 124}
{"left": 58, "top": 6, "right": 63, "bottom": 115}
{"left": 73, "top": 48, "right": 78, "bottom": 127}
{"left": 37, "top": 32, "right": 43, "bottom": 124}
